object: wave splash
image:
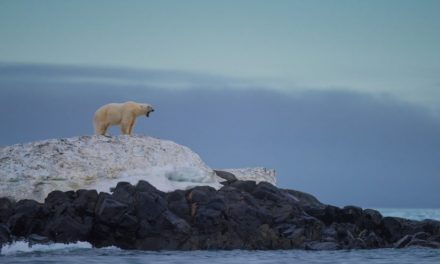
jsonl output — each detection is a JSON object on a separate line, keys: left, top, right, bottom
{"left": 0, "top": 241, "right": 94, "bottom": 256}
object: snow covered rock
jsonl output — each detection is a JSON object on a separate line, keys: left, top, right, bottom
{"left": 0, "top": 136, "right": 218, "bottom": 201}
{"left": 220, "top": 167, "right": 276, "bottom": 185}
{"left": 0, "top": 135, "right": 276, "bottom": 202}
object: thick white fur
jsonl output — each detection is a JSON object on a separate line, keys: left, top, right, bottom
{"left": 93, "top": 101, "right": 154, "bottom": 135}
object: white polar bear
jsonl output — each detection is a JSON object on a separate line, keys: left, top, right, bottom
{"left": 93, "top": 101, "right": 155, "bottom": 135}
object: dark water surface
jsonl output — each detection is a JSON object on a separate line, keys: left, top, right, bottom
{"left": 1, "top": 242, "right": 440, "bottom": 264}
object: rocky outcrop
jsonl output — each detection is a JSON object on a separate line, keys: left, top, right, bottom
{"left": 0, "top": 179, "right": 439, "bottom": 250}
{"left": 1, "top": 136, "right": 438, "bottom": 250}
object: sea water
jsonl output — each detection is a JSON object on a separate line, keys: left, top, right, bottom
{"left": 1, "top": 209, "right": 440, "bottom": 264}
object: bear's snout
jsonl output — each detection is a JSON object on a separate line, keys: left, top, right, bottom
{"left": 146, "top": 109, "right": 154, "bottom": 117}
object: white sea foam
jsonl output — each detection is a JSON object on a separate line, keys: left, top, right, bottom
{"left": 0, "top": 241, "right": 92, "bottom": 256}
{"left": 377, "top": 208, "right": 440, "bottom": 221}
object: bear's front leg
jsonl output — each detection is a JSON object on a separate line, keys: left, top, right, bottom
{"left": 128, "top": 119, "right": 136, "bottom": 135}
{"left": 95, "top": 124, "right": 109, "bottom": 135}
{"left": 121, "top": 122, "right": 131, "bottom": 135}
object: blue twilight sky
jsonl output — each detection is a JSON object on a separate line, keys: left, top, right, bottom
{"left": 1, "top": 0, "right": 440, "bottom": 108}
{"left": 0, "top": 1, "right": 440, "bottom": 207}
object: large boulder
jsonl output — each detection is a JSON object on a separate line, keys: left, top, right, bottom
{"left": 0, "top": 224, "right": 10, "bottom": 245}
{"left": 0, "top": 198, "right": 14, "bottom": 224}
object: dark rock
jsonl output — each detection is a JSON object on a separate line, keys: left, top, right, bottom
{"left": 135, "top": 191, "right": 167, "bottom": 221}
{"left": 117, "top": 213, "right": 138, "bottom": 230}
{"left": 360, "top": 231, "right": 384, "bottom": 248}
{"left": 421, "top": 219, "right": 440, "bottom": 235}
{"left": 90, "top": 221, "right": 114, "bottom": 247}
{"left": 1, "top": 179, "right": 440, "bottom": 251}
{"left": 111, "top": 182, "right": 136, "bottom": 204}
{"left": 406, "top": 238, "right": 440, "bottom": 248}
{"left": 337, "top": 206, "right": 363, "bottom": 223}
{"left": 28, "top": 234, "right": 50, "bottom": 245}
{"left": 429, "top": 234, "right": 440, "bottom": 243}
{"left": 394, "top": 234, "right": 413, "bottom": 248}
{"left": 186, "top": 186, "right": 217, "bottom": 204}
{"left": 162, "top": 210, "right": 191, "bottom": 235}
{"left": 380, "top": 217, "right": 403, "bottom": 242}
{"left": 45, "top": 190, "right": 75, "bottom": 210}
{"left": 0, "top": 197, "right": 14, "bottom": 224}
{"left": 46, "top": 215, "right": 92, "bottom": 243}
{"left": 95, "top": 197, "right": 129, "bottom": 225}
{"left": 252, "top": 182, "right": 285, "bottom": 202}
{"left": 8, "top": 199, "right": 46, "bottom": 236}
{"left": 358, "top": 209, "right": 382, "bottom": 230}
{"left": 214, "top": 170, "right": 237, "bottom": 182}
{"left": 380, "top": 217, "right": 424, "bottom": 243}
{"left": 335, "top": 223, "right": 356, "bottom": 244}
{"left": 0, "top": 224, "right": 11, "bottom": 245}
{"left": 44, "top": 191, "right": 80, "bottom": 224}
{"left": 193, "top": 203, "right": 226, "bottom": 234}
{"left": 272, "top": 203, "right": 302, "bottom": 224}
{"left": 167, "top": 190, "right": 191, "bottom": 222}
{"left": 284, "top": 189, "right": 323, "bottom": 208}
{"left": 295, "top": 215, "right": 324, "bottom": 241}
{"left": 321, "top": 226, "right": 337, "bottom": 241}
{"left": 136, "top": 234, "right": 182, "bottom": 251}
{"left": 414, "top": 231, "right": 430, "bottom": 240}
{"left": 350, "top": 238, "right": 367, "bottom": 249}
{"left": 74, "top": 189, "right": 98, "bottom": 215}
{"left": 137, "top": 219, "right": 155, "bottom": 238}
{"left": 306, "top": 241, "right": 340, "bottom": 250}
{"left": 276, "top": 224, "right": 304, "bottom": 240}
{"left": 229, "top": 180, "right": 257, "bottom": 193}
{"left": 136, "top": 180, "right": 164, "bottom": 197}
{"left": 252, "top": 224, "right": 283, "bottom": 249}
{"left": 219, "top": 187, "right": 272, "bottom": 244}
{"left": 305, "top": 205, "right": 341, "bottom": 225}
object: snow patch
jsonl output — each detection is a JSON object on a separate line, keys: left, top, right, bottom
{"left": 0, "top": 135, "right": 276, "bottom": 201}
{"left": 0, "top": 135, "right": 219, "bottom": 201}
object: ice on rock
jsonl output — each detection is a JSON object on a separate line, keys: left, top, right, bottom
{"left": 220, "top": 167, "right": 276, "bottom": 185}
{"left": 0, "top": 135, "right": 276, "bottom": 201}
{"left": 0, "top": 135, "right": 217, "bottom": 201}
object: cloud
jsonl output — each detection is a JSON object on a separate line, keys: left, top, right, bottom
{"left": 1, "top": 63, "right": 439, "bottom": 208}
{"left": 0, "top": 62, "right": 248, "bottom": 89}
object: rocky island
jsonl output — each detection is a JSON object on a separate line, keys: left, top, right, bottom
{"left": 0, "top": 136, "right": 439, "bottom": 250}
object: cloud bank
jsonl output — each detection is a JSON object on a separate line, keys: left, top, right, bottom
{"left": 1, "top": 63, "right": 439, "bottom": 208}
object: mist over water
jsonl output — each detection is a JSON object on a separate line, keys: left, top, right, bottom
{"left": 1, "top": 63, "right": 440, "bottom": 208}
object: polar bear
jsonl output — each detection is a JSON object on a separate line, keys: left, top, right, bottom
{"left": 93, "top": 101, "right": 155, "bottom": 135}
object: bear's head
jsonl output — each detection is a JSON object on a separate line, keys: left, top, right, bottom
{"left": 140, "top": 104, "right": 155, "bottom": 117}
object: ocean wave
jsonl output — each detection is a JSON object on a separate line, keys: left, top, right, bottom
{"left": 0, "top": 241, "right": 93, "bottom": 256}
{"left": 377, "top": 208, "right": 440, "bottom": 221}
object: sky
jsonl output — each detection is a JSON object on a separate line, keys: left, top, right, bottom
{"left": 0, "top": 0, "right": 439, "bottom": 207}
